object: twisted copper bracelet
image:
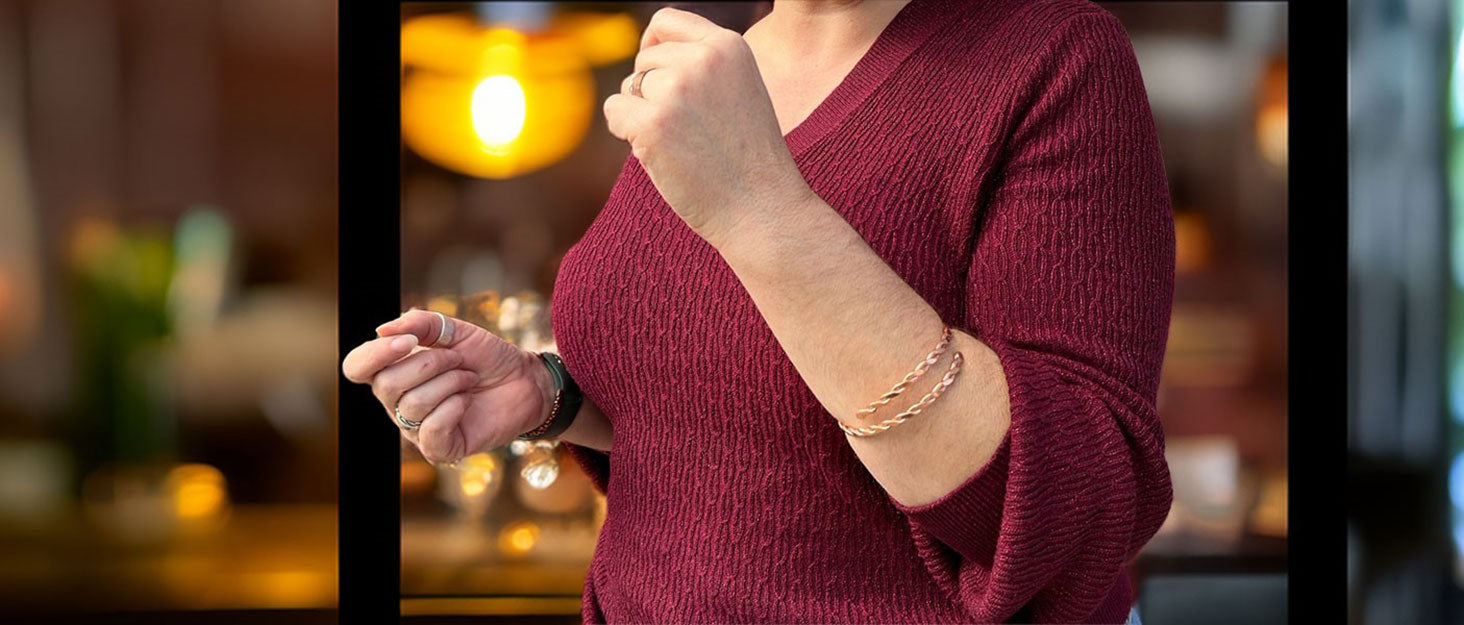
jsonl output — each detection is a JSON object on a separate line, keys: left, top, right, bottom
{"left": 854, "top": 326, "right": 953, "bottom": 418}
{"left": 840, "top": 351, "right": 965, "bottom": 438}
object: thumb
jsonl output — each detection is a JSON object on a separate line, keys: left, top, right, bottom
{"left": 375, "top": 308, "right": 473, "bottom": 348}
{"left": 377, "top": 309, "right": 521, "bottom": 382}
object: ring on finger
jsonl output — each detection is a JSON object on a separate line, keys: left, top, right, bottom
{"left": 395, "top": 405, "right": 422, "bottom": 430}
{"left": 428, "top": 310, "right": 453, "bottom": 347}
{"left": 629, "top": 68, "right": 654, "bottom": 98}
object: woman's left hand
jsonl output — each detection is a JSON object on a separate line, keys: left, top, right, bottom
{"left": 603, "top": 7, "right": 811, "bottom": 248}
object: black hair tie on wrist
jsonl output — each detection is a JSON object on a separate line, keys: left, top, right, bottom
{"left": 518, "top": 351, "right": 583, "bottom": 440}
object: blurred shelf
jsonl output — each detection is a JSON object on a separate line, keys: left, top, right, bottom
{"left": 0, "top": 504, "right": 336, "bottom": 614}
{"left": 401, "top": 515, "right": 593, "bottom": 599}
{"left": 6, "top": 609, "right": 339, "bottom": 625}
{"left": 401, "top": 596, "right": 582, "bottom": 616}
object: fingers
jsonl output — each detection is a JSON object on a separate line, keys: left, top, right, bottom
{"left": 416, "top": 393, "right": 471, "bottom": 464}
{"left": 633, "top": 41, "right": 698, "bottom": 74}
{"left": 343, "top": 333, "right": 420, "bottom": 383}
{"left": 395, "top": 369, "right": 479, "bottom": 426}
{"left": 641, "top": 7, "right": 720, "bottom": 49}
{"left": 375, "top": 309, "right": 461, "bottom": 348}
{"left": 371, "top": 347, "right": 466, "bottom": 411}
{"left": 619, "top": 67, "right": 672, "bottom": 101}
{"left": 603, "top": 92, "right": 654, "bottom": 143}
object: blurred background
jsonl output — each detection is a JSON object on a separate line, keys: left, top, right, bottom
{"left": 0, "top": 0, "right": 338, "bottom": 622}
{"left": 30, "top": 0, "right": 1460, "bottom": 623}
{"left": 395, "top": 1, "right": 1290, "bottom": 623}
{"left": 1349, "top": 0, "right": 1464, "bottom": 624}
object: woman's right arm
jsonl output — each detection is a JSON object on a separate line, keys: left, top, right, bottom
{"left": 344, "top": 309, "right": 612, "bottom": 462}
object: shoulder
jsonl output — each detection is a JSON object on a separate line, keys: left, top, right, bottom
{"left": 932, "top": 0, "right": 1124, "bottom": 42}
{"left": 916, "top": 0, "right": 1145, "bottom": 128}
{"left": 922, "top": 0, "right": 1136, "bottom": 79}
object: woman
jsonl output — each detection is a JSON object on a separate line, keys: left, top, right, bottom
{"left": 344, "top": 0, "right": 1173, "bottom": 622}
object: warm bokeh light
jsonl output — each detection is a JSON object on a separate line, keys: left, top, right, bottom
{"left": 168, "top": 463, "right": 228, "bottom": 521}
{"left": 1256, "top": 56, "right": 1287, "bottom": 170}
{"left": 1173, "top": 212, "right": 1213, "bottom": 274}
{"left": 498, "top": 520, "right": 540, "bottom": 557}
{"left": 245, "top": 569, "right": 336, "bottom": 609}
{"left": 400, "top": 11, "right": 636, "bottom": 179}
{"left": 1248, "top": 472, "right": 1288, "bottom": 538}
{"left": 551, "top": 12, "right": 640, "bottom": 66}
{"left": 471, "top": 74, "right": 527, "bottom": 150}
{"left": 457, "top": 452, "right": 499, "bottom": 498}
{"left": 80, "top": 461, "right": 231, "bottom": 542}
{"left": 427, "top": 294, "right": 460, "bottom": 318}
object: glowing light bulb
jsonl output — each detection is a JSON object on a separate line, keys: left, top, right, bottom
{"left": 470, "top": 74, "right": 526, "bottom": 152}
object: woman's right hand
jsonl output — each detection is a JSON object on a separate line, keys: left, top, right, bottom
{"left": 341, "top": 309, "right": 554, "bottom": 464}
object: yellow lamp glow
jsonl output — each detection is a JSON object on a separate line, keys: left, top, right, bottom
{"left": 400, "top": 11, "right": 637, "bottom": 179}
{"left": 471, "top": 74, "right": 527, "bottom": 151}
{"left": 551, "top": 12, "right": 641, "bottom": 66}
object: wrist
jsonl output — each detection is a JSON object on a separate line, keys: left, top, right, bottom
{"left": 713, "top": 186, "right": 843, "bottom": 276}
{"left": 517, "top": 351, "right": 583, "bottom": 440}
{"left": 522, "top": 349, "right": 557, "bottom": 433}
{"left": 701, "top": 163, "right": 820, "bottom": 253}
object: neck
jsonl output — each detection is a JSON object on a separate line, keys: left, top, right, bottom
{"left": 746, "top": 1, "right": 910, "bottom": 62}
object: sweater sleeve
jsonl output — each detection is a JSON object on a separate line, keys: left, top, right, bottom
{"left": 891, "top": 10, "right": 1174, "bottom": 623}
{"left": 562, "top": 440, "right": 610, "bottom": 495}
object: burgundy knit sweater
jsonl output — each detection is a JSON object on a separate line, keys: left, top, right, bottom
{"left": 550, "top": 1, "right": 1174, "bottom": 622}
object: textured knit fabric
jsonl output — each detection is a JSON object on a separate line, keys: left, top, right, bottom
{"left": 549, "top": 0, "right": 1174, "bottom": 622}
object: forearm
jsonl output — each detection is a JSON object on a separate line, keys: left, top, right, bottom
{"left": 557, "top": 397, "right": 614, "bottom": 452}
{"left": 711, "top": 189, "right": 1010, "bottom": 507}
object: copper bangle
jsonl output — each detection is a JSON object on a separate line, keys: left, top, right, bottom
{"left": 841, "top": 351, "right": 965, "bottom": 438}
{"left": 854, "top": 326, "right": 954, "bottom": 418}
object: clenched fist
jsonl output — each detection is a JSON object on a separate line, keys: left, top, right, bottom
{"left": 341, "top": 309, "right": 553, "bottom": 464}
{"left": 603, "top": 7, "right": 813, "bottom": 248}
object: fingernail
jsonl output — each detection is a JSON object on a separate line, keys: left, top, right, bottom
{"left": 391, "top": 335, "right": 418, "bottom": 351}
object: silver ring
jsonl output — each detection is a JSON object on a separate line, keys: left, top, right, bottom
{"left": 395, "top": 405, "right": 422, "bottom": 430}
{"left": 430, "top": 311, "right": 454, "bottom": 347}
{"left": 630, "top": 68, "right": 653, "bottom": 98}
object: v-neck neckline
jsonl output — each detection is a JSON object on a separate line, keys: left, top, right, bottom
{"left": 775, "top": 0, "right": 950, "bottom": 160}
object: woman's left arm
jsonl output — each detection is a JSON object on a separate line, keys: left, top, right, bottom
{"left": 714, "top": 186, "right": 1012, "bottom": 505}
{"left": 607, "top": 8, "right": 1173, "bottom": 621}
{"left": 604, "top": 7, "right": 1013, "bottom": 506}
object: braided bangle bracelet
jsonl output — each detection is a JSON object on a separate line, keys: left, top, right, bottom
{"left": 854, "top": 326, "right": 953, "bottom": 418}
{"left": 841, "top": 351, "right": 966, "bottom": 438}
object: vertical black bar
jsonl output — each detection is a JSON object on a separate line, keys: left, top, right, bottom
{"left": 339, "top": 0, "right": 401, "bottom": 621}
{"left": 1288, "top": 0, "right": 1348, "bottom": 622}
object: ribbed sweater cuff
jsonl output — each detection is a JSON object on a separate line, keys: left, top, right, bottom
{"left": 891, "top": 430, "right": 1012, "bottom": 565}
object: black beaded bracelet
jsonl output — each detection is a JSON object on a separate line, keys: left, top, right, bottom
{"left": 518, "top": 351, "right": 583, "bottom": 440}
